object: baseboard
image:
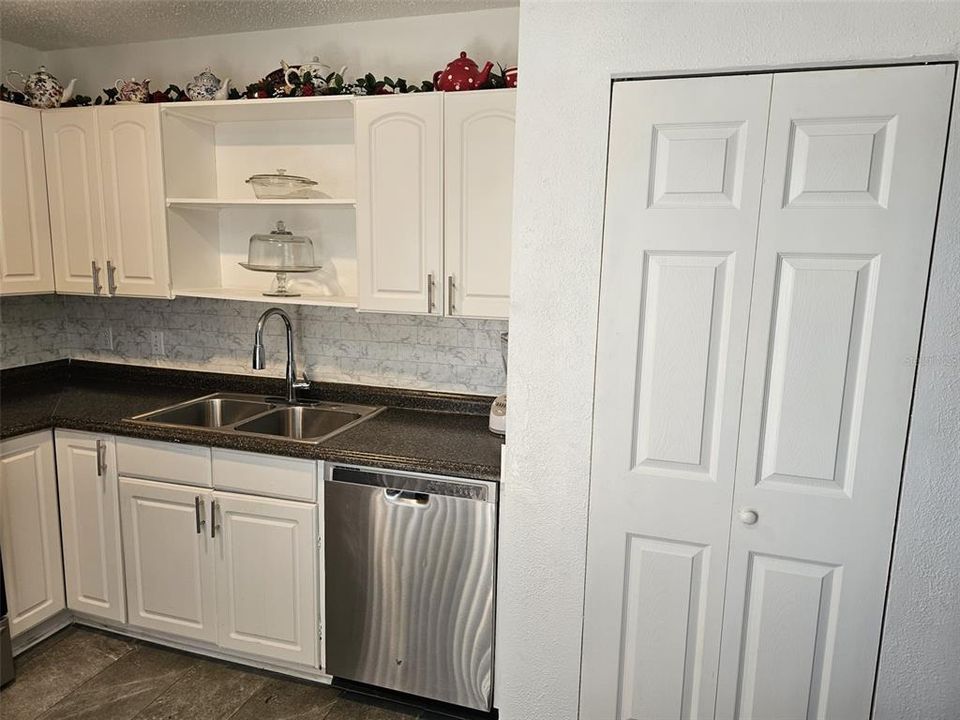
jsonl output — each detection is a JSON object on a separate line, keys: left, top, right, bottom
{"left": 13, "top": 612, "right": 329, "bottom": 684}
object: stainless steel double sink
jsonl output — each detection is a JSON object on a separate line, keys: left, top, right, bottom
{"left": 128, "top": 393, "right": 383, "bottom": 444}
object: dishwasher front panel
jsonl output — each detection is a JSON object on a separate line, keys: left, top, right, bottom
{"left": 325, "top": 468, "right": 497, "bottom": 711}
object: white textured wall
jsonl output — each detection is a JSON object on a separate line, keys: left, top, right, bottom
{"left": 37, "top": 7, "right": 518, "bottom": 99}
{"left": 0, "top": 39, "right": 44, "bottom": 84}
{"left": 498, "top": 3, "right": 960, "bottom": 719}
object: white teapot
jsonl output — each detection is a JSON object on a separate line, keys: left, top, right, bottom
{"left": 6, "top": 65, "right": 76, "bottom": 108}
{"left": 281, "top": 57, "right": 347, "bottom": 90}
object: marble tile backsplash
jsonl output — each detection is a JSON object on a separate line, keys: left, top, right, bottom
{"left": 0, "top": 295, "right": 65, "bottom": 368}
{"left": 1, "top": 295, "right": 507, "bottom": 396}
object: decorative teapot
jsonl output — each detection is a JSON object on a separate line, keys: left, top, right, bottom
{"left": 185, "top": 68, "right": 231, "bottom": 101}
{"left": 281, "top": 57, "right": 347, "bottom": 90}
{"left": 433, "top": 51, "right": 494, "bottom": 92}
{"left": 115, "top": 77, "right": 151, "bottom": 103}
{"left": 5, "top": 65, "right": 76, "bottom": 108}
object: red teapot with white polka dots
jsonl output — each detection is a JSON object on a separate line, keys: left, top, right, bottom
{"left": 433, "top": 51, "right": 494, "bottom": 92}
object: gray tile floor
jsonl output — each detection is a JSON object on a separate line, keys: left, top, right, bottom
{"left": 0, "top": 626, "right": 429, "bottom": 720}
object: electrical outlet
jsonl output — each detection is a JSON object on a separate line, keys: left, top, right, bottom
{"left": 96, "top": 327, "right": 113, "bottom": 351}
{"left": 149, "top": 330, "right": 165, "bottom": 357}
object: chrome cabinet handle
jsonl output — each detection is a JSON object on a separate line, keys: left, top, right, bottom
{"left": 427, "top": 273, "right": 435, "bottom": 312}
{"left": 106, "top": 260, "right": 118, "bottom": 295}
{"left": 91, "top": 261, "right": 102, "bottom": 295}
{"left": 210, "top": 499, "right": 219, "bottom": 538}
{"left": 95, "top": 439, "right": 106, "bottom": 477}
{"left": 447, "top": 275, "right": 455, "bottom": 315}
{"left": 194, "top": 496, "right": 203, "bottom": 534}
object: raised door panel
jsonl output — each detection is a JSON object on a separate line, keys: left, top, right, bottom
{"left": 356, "top": 94, "right": 443, "bottom": 314}
{"left": 580, "top": 74, "right": 772, "bottom": 720}
{"left": 41, "top": 108, "right": 106, "bottom": 295}
{"left": 119, "top": 477, "right": 216, "bottom": 643}
{"left": 55, "top": 431, "right": 126, "bottom": 622}
{"left": 214, "top": 491, "right": 318, "bottom": 666}
{"left": 0, "top": 104, "right": 54, "bottom": 295}
{"left": 0, "top": 431, "right": 65, "bottom": 636}
{"left": 443, "top": 90, "right": 515, "bottom": 319}
{"left": 99, "top": 105, "right": 170, "bottom": 298}
{"left": 716, "top": 64, "right": 954, "bottom": 720}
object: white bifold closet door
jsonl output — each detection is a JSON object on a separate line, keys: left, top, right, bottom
{"left": 581, "top": 73, "right": 773, "bottom": 720}
{"left": 714, "top": 64, "right": 953, "bottom": 720}
{"left": 582, "top": 63, "right": 953, "bottom": 720}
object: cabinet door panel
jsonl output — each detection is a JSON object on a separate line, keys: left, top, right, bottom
{"left": 444, "top": 90, "right": 515, "bottom": 318}
{"left": 120, "top": 477, "right": 216, "bottom": 642}
{"left": 99, "top": 105, "right": 170, "bottom": 298}
{"left": 55, "top": 431, "right": 125, "bottom": 622}
{"left": 214, "top": 491, "right": 318, "bottom": 667}
{"left": 41, "top": 108, "right": 105, "bottom": 295}
{"left": 0, "top": 103, "right": 54, "bottom": 295}
{"left": 0, "top": 431, "right": 65, "bottom": 636}
{"left": 356, "top": 94, "right": 443, "bottom": 314}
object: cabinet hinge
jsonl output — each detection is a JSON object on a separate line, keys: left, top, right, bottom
{"left": 317, "top": 534, "right": 322, "bottom": 548}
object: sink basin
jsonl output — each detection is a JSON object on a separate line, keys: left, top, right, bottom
{"left": 234, "top": 405, "right": 374, "bottom": 442}
{"left": 132, "top": 394, "right": 274, "bottom": 429}
{"left": 129, "top": 393, "right": 383, "bottom": 443}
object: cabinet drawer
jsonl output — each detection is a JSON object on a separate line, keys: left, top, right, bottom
{"left": 116, "top": 437, "right": 211, "bottom": 487}
{"left": 212, "top": 449, "right": 317, "bottom": 502}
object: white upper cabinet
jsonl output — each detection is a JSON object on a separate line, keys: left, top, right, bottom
{"left": 443, "top": 90, "right": 515, "bottom": 319}
{"left": 55, "top": 430, "right": 126, "bottom": 623}
{"left": 356, "top": 93, "right": 444, "bottom": 314}
{"left": 98, "top": 105, "right": 170, "bottom": 298}
{"left": 0, "top": 103, "right": 54, "bottom": 295}
{"left": 42, "top": 108, "right": 106, "bottom": 295}
{"left": 0, "top": 431, "right": 65, "bottom": 637}
{"left": 41, "top": 105, "right": 170, "bottom": 298}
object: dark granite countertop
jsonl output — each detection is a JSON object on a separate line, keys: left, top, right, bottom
{"left": 0, "top": 361, "right": 503, "bottom": 481}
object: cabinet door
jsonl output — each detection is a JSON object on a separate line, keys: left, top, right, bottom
{"left": 41, "top": 108, "right": 106, "bottom": 295}
{"left": 0, "top": 431, "right": 65, "bottom": 637}
{"left": 55, "top": 431, "right": 125, "bottom": 622}
{"left": 715, "top": 64, "right": 954, "bottom": 720}
{"left": 0, "top": 103, "right": 54, "bottom": 295}
{"left": 356, "top": 93, "right": 443, "bottom": 314}
{"left": 581, "top": 74, "right": 773, "bottom": 720}
{"left": 214, "top": 491, "right": 318, "bottom": 666}
{"left": 98, "top": 105, "right": 171, "bottom": 298}
{"left": 119, "top": 477, "right": 216, "bottom": 643}
{"left": 443, "top": 90, "right": 515, "bottom": 319}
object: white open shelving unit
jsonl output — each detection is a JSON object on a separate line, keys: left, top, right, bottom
{"left": 161, "top": 95, "right": 359, "bottom": 306}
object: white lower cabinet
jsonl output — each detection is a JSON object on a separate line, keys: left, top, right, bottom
{"left": 214, "top": 491, "right": 318, "bottom": 666}
{"left": 55, "top": 431, "right": 126, "bottom": 622}
{"left": 0, "top": 431, "right": 65, "bottom": 637}
{"left": 115, "top": 439, "right": 320, "bottom": 668}
{"left": 119, "top": 477, "right": 218, "bottom": 643}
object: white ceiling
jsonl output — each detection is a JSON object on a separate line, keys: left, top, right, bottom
{"left": 0, "top": 0, "right": 517, "bottom": 51}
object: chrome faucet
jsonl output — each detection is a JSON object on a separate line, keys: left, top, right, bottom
{"left": 252, "top": 307, "right": 310, "bottom": 404}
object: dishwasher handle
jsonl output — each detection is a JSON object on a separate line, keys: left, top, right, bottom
{"left": 384, "top": 488, "right": 430, "bottom": 506}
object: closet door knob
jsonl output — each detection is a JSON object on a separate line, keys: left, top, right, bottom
{"left": 738, "top": 508, "right": 759, "bottom": 525}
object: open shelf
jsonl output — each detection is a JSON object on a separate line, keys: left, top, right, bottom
{"left": 160, "top": 95, "right": 354, "bottom": 124}
{"left": 166, "top": 198, "right": 356, "bottom": 210}
{"left": 174, "top": 287, "right": 358, "bottom": 307}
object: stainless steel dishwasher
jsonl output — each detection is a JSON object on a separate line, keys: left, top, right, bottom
{"left": 324, "top": 466, "right": 498, "bottom": 711}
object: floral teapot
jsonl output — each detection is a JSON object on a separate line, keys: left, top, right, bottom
{"left": 5, "top": 65, "right": 76, "bottom": 108}
{"left": 281, "top": 57, "right": 347, "bottom": 90}
{"left": 433, "top": 51, "right": 493, "bottom": 91}
{"left": 185, "top": 68, "right": 231, "bottom": 101}
{"left": 114, "top": 77, "right": 151, "bottom": 103}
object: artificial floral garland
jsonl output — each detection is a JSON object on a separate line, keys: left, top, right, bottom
{"left": 0, "top": 63, "right": 512, "bottom": 107}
